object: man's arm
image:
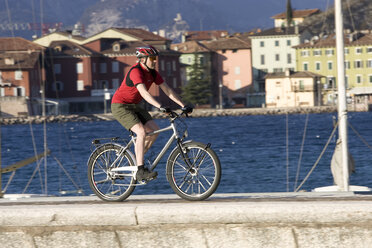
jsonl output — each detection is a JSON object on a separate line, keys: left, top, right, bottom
{"left": 159, "top": 82, "right": 185, "bottom": 108}
{"left": 136, "top": 83, "right": 162, "bottom": 108}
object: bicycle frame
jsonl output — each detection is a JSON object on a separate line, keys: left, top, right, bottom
{"left": 110, "top": 116, "right": 185, "bottom": 174}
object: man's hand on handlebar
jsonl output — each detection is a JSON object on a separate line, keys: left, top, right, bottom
{"left": 159, "top": 106, "right": 172, "bottom": 113}
{"left": 181, "top": 105, "right": 193, "bottom": 114}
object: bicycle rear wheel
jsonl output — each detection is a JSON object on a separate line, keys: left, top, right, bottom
{"left": 166, "top": 141, "right": 221, "bottom": 201}
{"left": 87, "top": 143, "right": 136, "bottom": 201}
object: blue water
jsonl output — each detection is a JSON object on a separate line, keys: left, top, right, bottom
{"left": 1, "top": 112, "right": 372, "bottom": 196}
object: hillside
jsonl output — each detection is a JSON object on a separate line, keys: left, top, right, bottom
{"left": 301, "top": 0, "right": 372, "bottom": 34}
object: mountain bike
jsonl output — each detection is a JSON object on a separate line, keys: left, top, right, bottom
{"left": 87, "top": 110, "right": 221, "bottom": 202}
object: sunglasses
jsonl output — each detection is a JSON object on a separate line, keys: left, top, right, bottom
{"left": 148, "top": 56, "right": 157, "bottom": 61}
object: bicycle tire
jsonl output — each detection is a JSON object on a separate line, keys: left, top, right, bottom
{"left": 87, "top": 143, "right": 136, "bottom": 201}
{"left": 166, "top": 141, "right": 221, "bottom": 201}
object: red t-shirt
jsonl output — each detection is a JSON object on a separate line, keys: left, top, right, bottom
{"left": 112, "top": 63, "right": 164, "bottom": 104}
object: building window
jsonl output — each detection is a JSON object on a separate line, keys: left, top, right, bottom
{"left": 99, "top": 80, "right": 108, "bottom": 89}
{"left": 325, "top": 49, "right": 334, "bottom": 56}
{"left": 112, "top": 78, "right": 120, "bottom": 89}
{"left": 273, "top": 68, "right": 283, "bottom": 73}
{"left": 313, "top": 50, "right": 322, "bottom": 56}
{"left": 112, "top": 61, "right": 119, "bottom": 73}
{"left": 161, "top": 60, "right": 165, "bottom": 70}
{"left": 275, "top": 40, "right": 279, "bottom": 47}
{"left": 260, "top": 55, "right": 265, "bottom": 65}
{"left": 166, "top": 62, "right": 171, "bottom": 76}
{"left": 301, "top": 50, "right": 309, "bottom": 57}
{"left": 315, "top": 62, "right": 321, "bottom": 71}
{"left": 354, "top": 60, "right": 363, "bottom": 69}
{"left": 76, "top": 63, "right": 83, "bottom": 74}
{"left": 173, "top": 77, "right": 177, "bottom": 88}
{"left": 345, "top": 76, "right": 349, "bottom": 88}
{"left": 235, "top": 66, "right": 240, "bottom": 75}
{"left": 92, "top": 63, "right": 96, "bottom": 73}
{"left": 14, "top": 86, "right": 25, "bottom": 96}
{"left": 15, "top": 70, "right": 23, "bottom": 80}
{"left": 367, "top": 59, "right": 372, "bottom": 68}
{"left": 328, "top": 61, "right": 333, "bottom": 70}
{"left": 299, "top": 80, "right": 305, "bottom": 91}
{"left": 113, "top": 44, "right": 120, "bottom": 51}
{"left": 344, "top": 48, "right": 349, "bottom": 54}
{"left": 275, "top": 54, "right": 280, "bottom": 61}
{"left": 100, "top": 63, "right": 107, "bottom": 73}
{"left": 367, "top": 47, "right": 372, "bottom": 53}
{"left": 369, "top": 75, "right": 372, "bottom": 84}
{"left": 287, "top": 54, "right": 292, "bottom": 64}
{"left": 77, "top": 80, "right": 84, "bottom": 91}
{"left": 356, "top": 75, "right": 362, "bottom": 84}
{"left": 172, "top": 60, "right": 177, "bottom": 71}
{"left": 303, "top": 62, "right": 308, "bottom": 71}
{"left": 52, "top": 81, "right": 64, "bottom": 91}
{"left": 54, "top": 64, "right": 61, "bottom": 74}
{"left": 260, "top": 41, "right": 265, "bottom": 47}
{"left": 345, "top": 61, "right": 350, "bottom": 69}
{"left": 355, "top": 47, "right": 363, "bottom": 54}
{"left": 287, "top": 40, "right": 291, "bottom": 46}
{"left": 235, "top": 80, "right": 241, "bottom": 90}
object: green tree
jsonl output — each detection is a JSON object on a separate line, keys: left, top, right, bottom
{"left": 181, "top": 53, "right": 211, "bottom": 106}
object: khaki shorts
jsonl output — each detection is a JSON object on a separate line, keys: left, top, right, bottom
{"left": 111, "top": 103, "right": 153, "bottom": 130}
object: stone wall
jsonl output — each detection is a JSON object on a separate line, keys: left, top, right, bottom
{"left": 0, "top": 106, "right": 338, "bottom": 125}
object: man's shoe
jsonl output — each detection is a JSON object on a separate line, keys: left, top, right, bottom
{"left": 136, "top": 168, "right": 158, "bottom": 181}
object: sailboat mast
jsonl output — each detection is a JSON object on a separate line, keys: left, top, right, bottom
{"left": 335, "top": 0, "right": 349, "bottom": 191}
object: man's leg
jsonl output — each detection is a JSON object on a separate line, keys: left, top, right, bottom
{"left": 130, "top": 122, "right": 157, "bottom": 180}
{"left": 130, "top": 122, "right": 146, "bottom": 166}
{"left": 143, "top": 120, "right": 159, "bottom": 154}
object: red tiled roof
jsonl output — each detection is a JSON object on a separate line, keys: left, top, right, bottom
{"left": 0, "top": 37, "right": 44, "bottom": 51}
{"left": 293, "top": 33, "right": 372, "bottom": 49}
{"left": 202, "top": 37, "right": 251, "bottom": 50}
{"left": 271, "top": 9, "right": 320, "bottom": 19}
{"left": 49, "top": 40, "right": 97, "bottom": 56}
{"left": 171, "top": 41, "right": 211, "bottom": 53}
{"left": 113, "top": 28, "right": 169, "bottom": 41}
{"left": 266, "top": 71, "right": 324, "bottom": 79}
{"left": 0, "top": 52, "right": 41, "bottom": 69}
{"left": 183, "top": 30, "right": 228, "bottom": 41}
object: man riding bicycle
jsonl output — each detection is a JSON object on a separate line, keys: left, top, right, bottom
{"left": 111, "top": 45, "right": 192, "bottom": 181}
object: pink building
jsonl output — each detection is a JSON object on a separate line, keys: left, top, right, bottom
{"left": 203, "top": 37, "right": 252, "bottom": 107}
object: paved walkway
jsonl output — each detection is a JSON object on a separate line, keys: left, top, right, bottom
{"left": 1, "top": 192, "right": 372, "bottom": 248}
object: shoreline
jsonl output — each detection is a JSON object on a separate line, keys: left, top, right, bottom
{"left": 0, "top": 106, "right": 339, "bottom": 125}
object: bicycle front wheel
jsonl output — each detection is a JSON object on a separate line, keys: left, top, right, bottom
{"left": 88, "top": 143, "right": 136, "bottom": 201}
{"left": 166, "top": 141, "right": 221, "bottom": 201}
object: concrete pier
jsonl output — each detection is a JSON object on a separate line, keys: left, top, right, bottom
{"left": 1, "top": 192, "right": 372, "bottom": 248}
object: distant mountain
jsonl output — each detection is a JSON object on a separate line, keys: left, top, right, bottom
{"left": 10, "top": 0, "right": 372, "bottom": 42}
{"left": 0, "top": 0, "right": 99, "bottom": 38}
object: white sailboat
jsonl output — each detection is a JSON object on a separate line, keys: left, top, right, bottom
{"left": 314, "top": 0, "right": 370, "bottom": 192}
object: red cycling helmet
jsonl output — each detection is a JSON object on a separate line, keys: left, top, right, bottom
{"left": 135, "top": 45, "right": 159, "bottom": 58}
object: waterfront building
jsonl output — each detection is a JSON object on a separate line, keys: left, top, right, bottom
{"left": 249, "top": 26, "right": 312, "bottom": 107}
{"left": 265, "top": 69, "right": 324, "bottom": 108}
{"left": 271, "top": 9, "right": 320, "bottom": 28}
{"left": 34, "top": 28, "right": 181, "bottom": 114}
{"left": 202, "top": 37, "right": 252, "bottom": 107}
{"left": 294, "top": 31, "right": 372, "bottom": 111}
{"left": 0, "top": 38, "right": 45, "bottom": 117}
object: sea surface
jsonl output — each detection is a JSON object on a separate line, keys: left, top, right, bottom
{"left": 1, "top": 112, "right": 372, "bottom": 196}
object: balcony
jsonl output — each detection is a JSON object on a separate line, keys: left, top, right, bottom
{"left": 291, "top": 85, "right": 315, "bottom": 92}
